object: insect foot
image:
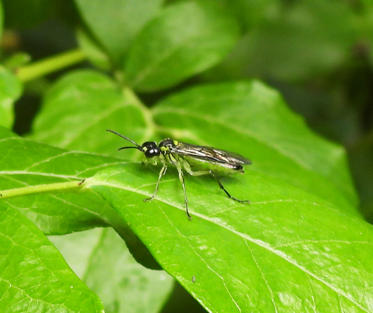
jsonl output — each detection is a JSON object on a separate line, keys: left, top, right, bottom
{"left": 143, "top": 196, "right": 154, "bottom": 202}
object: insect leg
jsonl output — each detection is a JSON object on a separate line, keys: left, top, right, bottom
{"left": 144, "top": 165, "right": 167, "bottom": 202}
{"left": 182, "top": 159, "right": 209, "bottom": 177}
{"left": 176, "top": 166, "right": 191, "bottom": 220}
{"left": 210, "top": 171, "right": 250, "bottom": 204}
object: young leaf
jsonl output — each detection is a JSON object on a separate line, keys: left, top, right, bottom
{"left": 124, "top": 1, "right": 240, "bottom": 92}
{"left": 52, "top": 228, "right": 174, "bottom": 313}
{"left": 31, "top": 70, "right": 150, "bottom": 156}
{"left": 75, "top": 0, "right": 164, "bottom": 65}
{"left": 0, "top": 66, "right": 22, "bottom": 128}
{"left": 0, "top": 203, "right": 105, "bottom": 313}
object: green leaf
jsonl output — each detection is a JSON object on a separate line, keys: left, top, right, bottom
{"left": 87, "top": 165, "right": 373, "bottom": 312}
{"left": 221, "top": 0, "right": 277, "bottom": 31}
{"left": 3, "top": 52, "right": 31, "bottom": 70}
{"left": 218, "top": 0, "right": 358, "bottom": 82}
{"left": 51, "top": 228, "right": 174, "bottom": 313}
{"left": 0, "top": 127, "right": 158, "bottom": 268}
{"left": 0, "top": 126, "right": 119, "bottom": 234}
{"left": 50, "top": 228, "right": 103, "bottom": 277}
{"left": 81, "top": 81, "right": 371, "bottom": 313}
{"left": 75, "top": 0, "right": 164, "bottom": 65}
{"left": 124, "top": 1, "right": 240, "bottom": 92}
{"left": 0, "top": 66, "right": 22, "bottom": 128}
{"left": 0, "top": 203, "right": 105, "bottom": 313}
{"left": 153, "top": 81, "right": 357, "bottom": 213}
{"left": 2, "top": 75, "right": 369, "bottom": 312}
{"left": 31, "top": 70, "right": 151, "bottom": 156}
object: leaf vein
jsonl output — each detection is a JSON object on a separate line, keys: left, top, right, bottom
{"left": 245, "top": 240, "right": 278, "bottom": 313}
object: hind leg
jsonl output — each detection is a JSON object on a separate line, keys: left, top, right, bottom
{"left": 210, "top": 171, "right": 249, "bottom": 203}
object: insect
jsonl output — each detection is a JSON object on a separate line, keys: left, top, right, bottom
{"left": 107, "top": 129, "right": 251, "bottom": 219}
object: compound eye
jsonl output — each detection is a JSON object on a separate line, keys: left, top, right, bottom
{"left": 142, "top": 142, "right": 160, "bottom": 158}
{"left": 146, "top": 148, "right": 160, "bottom": 158}
{"left": 151, "top": 148, "right": 160, "bottom": 156}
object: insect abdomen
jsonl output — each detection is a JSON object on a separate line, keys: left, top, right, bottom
{"left": 184, "top": 156, "right": 244, "bottom": 175}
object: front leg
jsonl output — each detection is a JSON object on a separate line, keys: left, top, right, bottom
{"left": 144, "top": 165, "right": 167, "bottom": 202}
{"left": 176, "top": 165, "right": 191, "bottom": 220}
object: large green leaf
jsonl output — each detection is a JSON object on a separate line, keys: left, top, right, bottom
{"left": 88, "top": 165, "right": 373, "bottom": 312}
{"left": 31, "top": 70, "right": 150, "bottom": 156}
{"left": 50, "top": 228, "right": 173, "bottom": 313}
{"left": 213, "top": 0, "right": 357, "bottom": 82}
{"left": 50, "top": 228, "right": 103, "bottom": 277}
{"left": 0, "top": 126, "right": 119, "bottom": 234}
{"left": 0, "top": 66, "right": 22, "bottom": 128}
{"left": 3, "top": 75, "right": 370, "bottom": 312}
{"left": 82, "top": 82, "right": 372, "bottom": 313}
{"left": 0, "top": 203, "right": 104, "bottom": 313}
{"left": 75, "top": 0, "right": 164, "bottom": 65}
{"left": 124, "top": 1, "right": 239, "bottom": 92}
{"left": 0, "top": 127, "right": 158, "bottom": 268}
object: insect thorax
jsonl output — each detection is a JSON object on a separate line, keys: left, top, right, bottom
{"left": 159, "top": 139, "right": 175, "bottom": 153}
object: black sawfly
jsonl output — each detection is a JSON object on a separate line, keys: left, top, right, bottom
{"left": 107, "top": 129, "right": 251, "bottom": 219}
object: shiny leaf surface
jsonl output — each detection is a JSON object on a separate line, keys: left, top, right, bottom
{"left": 75, "top": 0, "right": 164, "bottom": 65}
{"left": 50, "top": 228, "right": 174, "bottom": 313}
{"left": 124, "top": 1, "right": 239, "bottom": 92}
{"left": 31, "top": 70, "right": 149, "bottom": 156}
{"left": 0, "top": 203, "right": 104, "bottom": 313}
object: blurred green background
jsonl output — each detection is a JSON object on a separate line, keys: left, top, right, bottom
{"left": 1, "top": 0, "right": 373, "bottom": 311}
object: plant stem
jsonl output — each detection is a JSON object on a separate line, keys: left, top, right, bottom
{"left": 0, "top": 180, "right": 85, "bottom": 199}
{"left": 16, "top": 49, "right": 87, "bottom": 82}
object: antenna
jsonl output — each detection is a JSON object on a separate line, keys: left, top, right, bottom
{"left": 106, "top": 129, "right": 143, "bottom": 151}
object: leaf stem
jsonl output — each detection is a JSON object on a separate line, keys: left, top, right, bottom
{"left": 0, "top": 180, "right": 85, "bottom": 199}
{"left": 16, "top": 49, "right": 87, "bottom": 82}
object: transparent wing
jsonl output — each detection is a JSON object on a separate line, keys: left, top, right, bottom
{"left": 172, "top": 142, "right": 251, "bottom": 167}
